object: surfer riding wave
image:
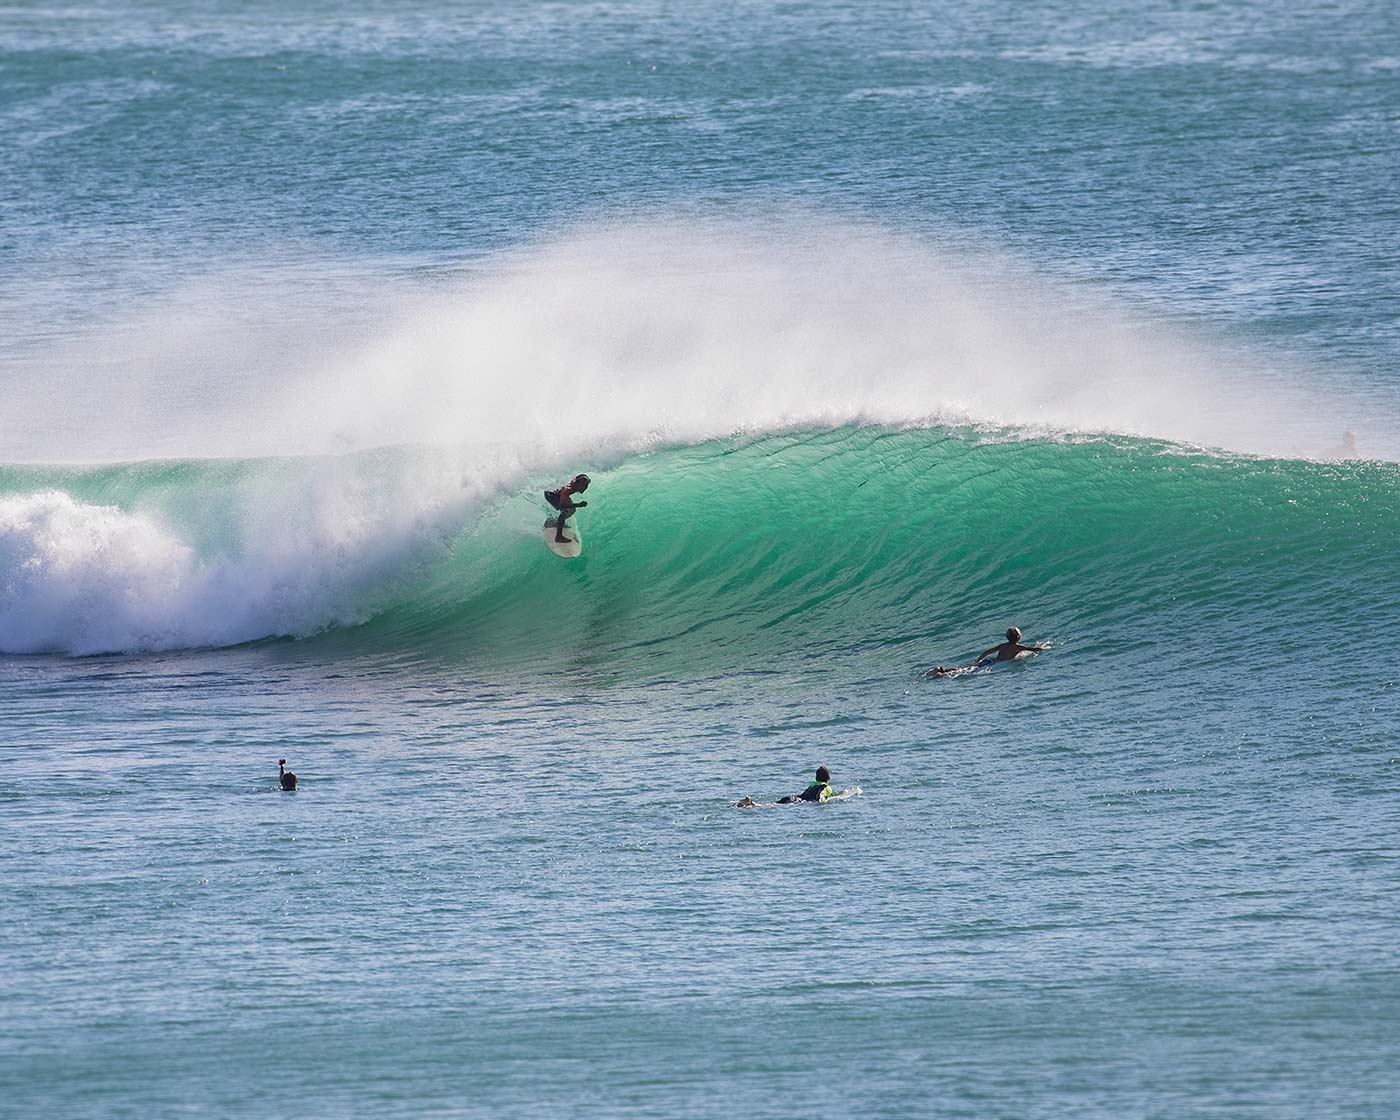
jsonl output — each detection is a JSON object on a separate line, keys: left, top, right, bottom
{"left": 544, "top": 474, "right": 590, "bottom": 543}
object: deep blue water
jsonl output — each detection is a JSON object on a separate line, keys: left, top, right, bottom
{"left": 3, "top": 3, "right": 1399, "bottom": 1116}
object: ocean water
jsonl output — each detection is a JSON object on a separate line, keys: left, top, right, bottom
{"left": 3, "top": 2, "right": 1400, "bottom": 1117}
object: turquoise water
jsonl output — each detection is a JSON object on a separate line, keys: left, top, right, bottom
{"left": 4, "top": 3, "right": 1400, "bottom": 1116}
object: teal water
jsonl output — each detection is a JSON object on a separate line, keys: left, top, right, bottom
{"left": 4, "top": 3, "right": 1400, "bottom": 1117}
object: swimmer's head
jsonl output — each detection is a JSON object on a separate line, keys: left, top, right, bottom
{"left": 815, "top": 765, "right": 830, "bottom": 783}
{"left": 1007, "top": 627, "right": 1022, "bottom": 642}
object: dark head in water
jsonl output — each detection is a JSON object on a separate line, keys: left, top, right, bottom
{"left": 1006, "top": 626, "right": 1022, "bottom": 642}
{"left": 815, "top": 765, "right": 830, "bottom": 783}
{"left": 278, "top": 758, "right": 297, "bottom": 791}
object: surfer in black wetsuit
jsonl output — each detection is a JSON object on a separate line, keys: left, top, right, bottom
{"left": 925, "top": 627, "right": 1050, "bottom": 678}
{"left": 737, "top": 766, "right": 835, "bottom": 807}
{"left": 782, "top": 765, "right": 834, "bottom": 803}
{"left": 545, "top": 474, "right": 590, "bottom": 543}
{"left": 278, "top": 758, "right": 297, "bottom": 790}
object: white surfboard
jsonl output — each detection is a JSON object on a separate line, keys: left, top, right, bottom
{"left": 544, "top": 517, "right": 582, "bottom": 558}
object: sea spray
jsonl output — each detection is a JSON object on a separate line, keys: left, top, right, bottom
{"left": 5, "top": 219, "right": 1385, "bottom": 464}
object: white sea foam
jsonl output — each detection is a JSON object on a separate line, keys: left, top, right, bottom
{"left": 0, "top": 491, "right": 193, "bottom": 654}
{"left": 0, "top": 453, "right": 508, "bottom": 654}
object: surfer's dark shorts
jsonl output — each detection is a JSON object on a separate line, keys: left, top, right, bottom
{"left": 544, "top": 489, "right": 562, "bottom": 510}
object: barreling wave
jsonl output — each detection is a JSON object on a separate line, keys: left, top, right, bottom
{"left": 4, "top": 219, "right": 1394, "bottom": 661}
{"left": 2, "top": 426, "right": 1395, "bottom": 664}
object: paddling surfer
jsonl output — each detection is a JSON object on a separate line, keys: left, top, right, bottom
{"left": 926, "top": 627, "right": 1050, "bottom": 678}
{"left": 781, "top": 765, "right": 836, "bottom": 804}
{"left": 736, "top": 766, "right": 836, "bottom": 807}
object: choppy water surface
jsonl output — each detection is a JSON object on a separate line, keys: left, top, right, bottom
{"left": 3, "top": 2, "right": 1399, "bottom": 1117}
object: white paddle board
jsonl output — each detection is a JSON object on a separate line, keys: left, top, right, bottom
{"left": 544, "top": 517, "right": 582, "bottom": 558}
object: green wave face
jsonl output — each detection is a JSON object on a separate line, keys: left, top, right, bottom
{"left": 356, "top": 427, "right": 1400, "bottom": 678}
{"left": 2, "top": 426, "right": 1395, "bottom": 663}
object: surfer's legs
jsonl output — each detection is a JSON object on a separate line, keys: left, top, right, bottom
{"left": 554, "top": 502, "right": 574, "bottom": 542}
{"left": 545, "top": 490, "right": 572, "bottom": 541}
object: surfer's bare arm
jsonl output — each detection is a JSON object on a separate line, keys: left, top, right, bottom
{"left": 978, "top": 646, "right": 1000, "bottom": 661}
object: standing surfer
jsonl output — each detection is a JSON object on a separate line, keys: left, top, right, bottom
{"left": 545, "top": 474, "right": 590, "bottom": 543}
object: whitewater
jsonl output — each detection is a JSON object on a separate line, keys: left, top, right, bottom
{"left": 3, "top": 2, "right": 1399, "bottom": 1117}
